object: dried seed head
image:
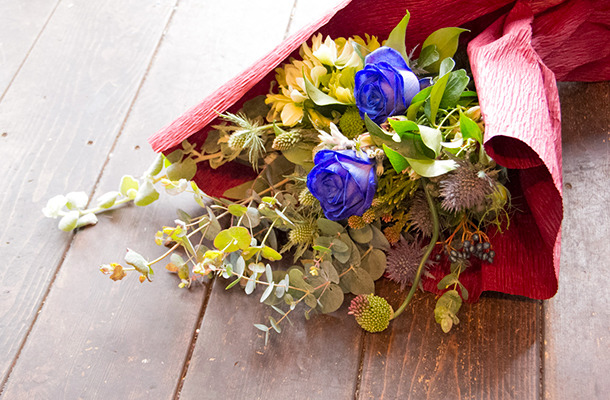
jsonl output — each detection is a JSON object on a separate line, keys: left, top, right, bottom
{"left": 439, "top": 162, "right": 495, "bottom": 213}
{"left": 386, "top": 240, "right": 426, "bottom": 290}
{"left": 407, "top": 191, "right": 433, "bottom": 237}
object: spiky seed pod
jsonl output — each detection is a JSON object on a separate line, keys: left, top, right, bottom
{"left": 272, "top": 131, "right": 303, "bottom": 150}
{"left": 348, "top": 294, "right": 393, "bottom": 333}
{"left": 386, "top": 239, "right": 426, "bottom": 290}
{"left": 439, "top": 162, "right": 495, "bottom": 213}
{"left": 339, "top": 107, "right": 366, "bottom": 139}
{"left": 407, "top": 191, "right": 433, "bottom": 237}
{"left": 348, "top": 215, "right": 366, "bottom": 229}
{"left": 298, "top": 188, "right": 318, "bottom": 207}
{"left": 228, "top": 132, "right": 247, "bottom": 150}
{"left": 289, "top": 223, "right": 315, "bottom": 245}
{"left": 361, "top": 208, "right": 376, "bottom": 224}
{"left": 383, "top": 225, "right": 401, "bottom": 246}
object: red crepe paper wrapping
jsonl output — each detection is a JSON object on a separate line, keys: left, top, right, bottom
{"left": 149, "top": 0, "right": 609, "bottom": 301}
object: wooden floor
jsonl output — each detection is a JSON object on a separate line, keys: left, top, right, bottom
{"left": 0, "top": 1, "right": 607, "bottom": 399}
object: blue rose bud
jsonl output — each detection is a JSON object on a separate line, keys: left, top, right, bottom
{"left": 307, "top": 150, "right": 377, "bottom": 221}
{"left": 355, "top": 46, "right": 420, "bottom": 124}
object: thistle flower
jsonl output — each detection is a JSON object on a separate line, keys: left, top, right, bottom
{"left": 439, "top": 161, "right": 495, "bottom": 213}
{"left": 386, "top": 239, "right": 427, "bottom": 290}
{"left": 288, "top": 223, "right": 316, "bottom": 245}
{"left": 272, "top": 130, "right": 302, "bottom": 150}
{"left": 298, "top": 188, "right": 318, "bottom": 207}
{"left": 348, "top": 294, "right": 393, "bottom": 333}
{"left": 407, "top": 191, "right": 433, "bottom": 237}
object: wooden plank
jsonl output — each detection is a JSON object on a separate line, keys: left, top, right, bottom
{"left": 177, "top": 2, "right": 365, "bottom": 398}
{"left": 0, "top": 0, "right": 178, "bottom": 387}
{"left": 1, "top": 0, "right": 298, "bottom": 398}
{"left": 179, "top": 283, "right": 364, "bottom": 400}
{"left": 358, "top": 281, "right": 542, "bottom": 400}
{"left": 0, "top": 0, "right": 59, "bottom": 96}
{"left": 543, "top": 82, "right": 610, "bottom": 400}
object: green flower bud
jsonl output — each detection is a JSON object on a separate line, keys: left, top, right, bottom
{"left": 348, "top": 294, "right": 393, "bottom": 333}
{"left": 339, "top": 107, "right": 365, "bottom": 139}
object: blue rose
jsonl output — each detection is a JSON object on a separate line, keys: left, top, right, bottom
{"left": 355, "top": 47, "right": 420, "bottom": 124}
{"left": 307, "top": 150, "right": 377, "bottom": 221}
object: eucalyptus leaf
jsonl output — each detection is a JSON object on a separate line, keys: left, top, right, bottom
{"left": 349, "top": 225, "right": 373, "bottom": 244}
{"left": 214, "top": 227, "right": 251, "bottom": 252}
{"left": 342, "top": 267, "right": 375, "bottom": 295}
{"left": 75, "top": 212, "right": 98, "bottom": 229}
{"left": 318, "top": 284, "right": 344, "bottom": 314}
{"left": 134, "top": 180, "right": 159, "bottom": 206}
{"left": 370, "top": 225, "right": 390, "bottom": 251}
{"left": 165, "top": 149, "right": 184, "bottom": 164}
{"left": 145, "top": 154, "right": 164, "bottom": 177}
{"left": 245, "top": 277, "right": 256, "bottom": 295}
{"left": 317, "top": 218, "right": 345, "bottom": 235}
{"left": 330, "top": 238, "right": 349, "bottom": 253}
{"left": 97, "top": 191, "right": 119, "bottom": 209}
{"left": 437, "top": 273, "right": 459, "bottom": 290}
{"left": 361, "top": 248, "right": 387, "bottom": 280}
{"left": 58, "top": 211, "right": 79, "bottom": 232}
{"left": 166, "top": 157, "right": 197, "bottom": 181}
{"left": 320, "top": 261, "right": 340, "bottom": 284}
{"left": 260, "top": 283, "right": 275, "bottom": 303}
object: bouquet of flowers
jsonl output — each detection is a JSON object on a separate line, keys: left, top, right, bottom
{"left": 43, "top": 0, "right": 603, "bottom": 344}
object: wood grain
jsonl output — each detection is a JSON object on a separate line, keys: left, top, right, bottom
{"left": 1, "top": 0, "right": 297, "bottom": 398}
{"left": 0, "top": 0, "right": 177, "bottom": 388}
{"left": 358, "top": 280, "right": 542, "bottom": 400}
{"left": 543, "top": 82, "right": 610, "bottom": 400}
{"left": 0, "top": 0, "right": 59, "bottom": 96}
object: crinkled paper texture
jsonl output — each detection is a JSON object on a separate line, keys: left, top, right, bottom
{"left": 148, "top": 0, "right": 610, "bottom": 301}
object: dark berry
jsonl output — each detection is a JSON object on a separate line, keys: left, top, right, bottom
{"left": 483, "top": 242, "right": 491, "bottom": 250}
{"left": 463, "top": 240, "right": 471, "bottom": 249}
{"left": 469, "top": 245, "right": 476, "bottom": 253}
{"left": 472, "top": 234, "right": 480, "bottom": 242}
{"left": 449, "top": 255, "right": 457, "bottom": 263}
{"left": 488, "top": 250, "right": 496, "bottom": 258}
{"left": 435, "top": 254, "right": 442, "bottom": 261}
{"left": 476, "top": 243, "right": 483, "bottom": 251}
{"left": 482, "top": 253, "right": 489, "bottom": 262}
{"left": 450, "top": 250, "right": 458, "bottom": 257}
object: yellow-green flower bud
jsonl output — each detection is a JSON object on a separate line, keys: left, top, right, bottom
{"left": 348, "top": 294, "right": 393, "bottom": 333}
{"left": 339, "top": 107, "right": 365, "bottom": 139}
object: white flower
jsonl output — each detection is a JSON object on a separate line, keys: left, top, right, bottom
{"left": 317, "top": 123, "right": 354, "bottom": 150}
{"left": 42, "top": 195, "right": 68, "bottom": 218}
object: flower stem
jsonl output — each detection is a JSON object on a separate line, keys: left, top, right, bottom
{"left": 391, "top": 180, "right": 439, "bottom": 320}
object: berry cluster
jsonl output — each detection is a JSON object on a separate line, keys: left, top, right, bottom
{"left": 459, "top": 233, "right": 495, "bottom": 263}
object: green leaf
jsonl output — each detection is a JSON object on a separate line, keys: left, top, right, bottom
{"left": 367, "top": 115, "right": 432, "bottom": 159}
{"left": 119, "top": 175, "right": 139, "bottom": 198}
{"left": 317, "top": 218, "right": 344, "bottom": 235}
{"left": 388, "top": 118, "right": 419, "bottom": 134}
{"left": 411, "top": 85, "right": 433, "bottom": 104}
{"left": 242, "top": 207, "right": 261, "bottom": 228}
{"left": 228, "top": 204, "right": 247, "bottom": 217}
{"left": 165, "top": 149, "right": 184, "bottom": 164}
{"left": 383, "top": 143, "right": 407, "bottom": 173}
{"left": 418, "top": 125, "right": 442, "bottom": 157}
{"left": 330, "top": 238, "right": 349, "bottom": 253}
{"left": 361, "top": 248, "right": 386, "bottom": 280}
{"left": 460, "top": 112, "right": 483, "bottom": 144}
{"left": 75, "top": 213, "right": 98, "bottom": 229}
{"left": 269, "top": 316, "right": 282, "bottom": 333}
{"left": 166, "top": 157, "right": 197, "bottom": 181}
{"left": 261, "top": 246, "right": 282, "bottom": 261}
{"left": 421, "top": 27, "right": 469, "bottom": 73}
{"left": 214, "top": 227, "right": 251, "bottom": 252}
{"left": 304, "top": 74, "right": 352, "bottom": 106}
{"left": 437, "top": 289, "right": 462, "bottom": 314}
{"left": 254, "top": 323, "right": 269, "bottom": 332}
{"left": 58, "top": 211, "right": 79, "bottom": 231}
{"left": 222, "top": 179, "right": 256, "bottom": 200}
{"left": 348, "top": 225, "right": 373, "bottom": 244}
{"left": 318, "top": 284, "right": 344, "bottom": 314}
{"left": 405, "top": 157, "right": 457, "bottom": 177}
{"left": 439, "top": 70, "right": 470, "bottom": 110}
{"left": 406, "top": 100, "right": 425, "bottom": 121}
{"left": 225, "top": 278, "right": 241, "bottom": 290}
{"left": 417, "top": 45, "right": 440, "bottom": 69}
{"left": 385, "top": 11, "right": 410, "bottom": 64}
{"left": 134, "top": 180, "right": 160, "bottom": 206}
{"left": 427, "top": 58, "right": 454, "bottom": 123}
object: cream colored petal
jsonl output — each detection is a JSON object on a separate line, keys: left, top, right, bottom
{"left": 281, "top": 103, "right": 303, "bottom": 126}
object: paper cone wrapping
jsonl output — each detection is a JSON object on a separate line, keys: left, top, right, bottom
{"left": 149, "top": 0, "right": 609, "bottom": 301}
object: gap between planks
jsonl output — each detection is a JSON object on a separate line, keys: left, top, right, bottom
{"left": 0, "top": 0, "right": 182, "bottom": 396}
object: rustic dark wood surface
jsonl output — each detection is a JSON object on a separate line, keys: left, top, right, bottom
{"left": 0, "top": 1, "right": 607, "bottom": 399}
